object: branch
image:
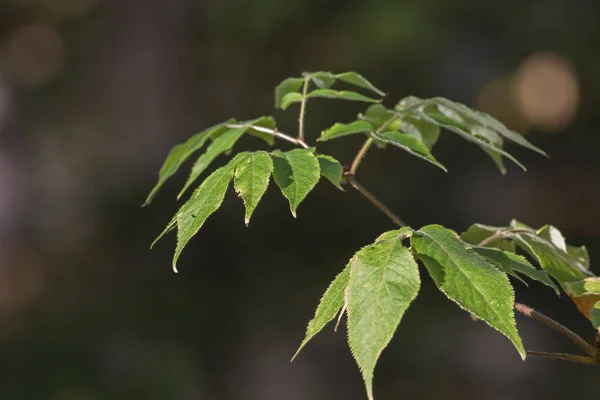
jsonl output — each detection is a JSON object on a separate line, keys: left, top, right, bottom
{"left": 226, "top": 124, "right": 309, "bottom": 149}
{"left": 298, "top": 76, "right": 310, "bottom": 142}
{"left": 515, "top": 303, "right": 596, "bottom": 357}
{"left": 344, "top": 175, "right": 405, "bottom": 227}
{"left": 526, "top": 351, "right": 599, "bottom": 366}
{"left": 349, "top": 114, "right": 399, "bottom": 175}
{"left": 478, "top": 229, "right": 532, "bottom": 247}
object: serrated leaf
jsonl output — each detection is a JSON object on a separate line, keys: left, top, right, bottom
{"left": 564, "top": 277, "right": 600, "bottom": 297}
{"left": 292, "top": 265, "right": 350, "bottom": 361}
{"left": 513, "top": 233, "right": 589, "bottom": 283}
{"left": 346, "top": 227, "right": 419, "bottom": 400}
{"left": 305, "top": 71, "right": 385, "bottom": 96}
{"left": 144, "top": 120, "right": 234, "bottom": 205}
{"left": 591, "top": 302, "right": 600, "bottom": 329}
{"left": 473, "top": 246, "right": 560, "bottom": 295}
{"left": 318, "top": 120, "right": 374, "bottom": 142}
{"left": 171, "top": 153, "right": 248, "bottom": 272}
{"left": 275, "top": 77, "right": 304, "bottom": 109}
{"left": 233, "top": 151, "right": 274, "bottom": 225}
{"left": 272, "top": 149, "right": 320, "bottom": 217}
{"left": 411, "top": 225, "right": 525, "bottom": 359}
{"left": 177, "top": 127, "right": 247, "bottom": 199}
{"left": 461, "top": 224, "right": 516, "bottom": 252}
{"left": 373, "top": 131, "right": 447, "bottom": 172}
{"left": 317, "top": 154, "right": 344, "bottom": 190}
{"left": 536, "top": 225, "right": 567, "bottom": 252}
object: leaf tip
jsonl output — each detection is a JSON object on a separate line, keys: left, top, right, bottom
{"left": 172, "top": 264, "right": 179, "bottom": 273}
{"left": 244, "top": 217, "right": 250, "bottom": 226}
{"left": 291, "top": 210, "right": 297, "bottom": 218}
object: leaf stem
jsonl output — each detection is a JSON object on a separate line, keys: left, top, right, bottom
{"left": 344, "top": 175, "right": 405, "bottom": 227}
{"left": 514, "top": 302, "right": 596, "bottom": 357}
{"left": 298, "top": 76, "right": 310, "bottom": 142}
{"left": 226, "top": 124, "right": 309, "bottom": 149}
{"left": 350, "top": 114, "right": 399, "bottom": 175}
{"left": 526, "top": 351, "right": 599, "bottom": 366}
{"left": 478, "top": 229, "right": 533, "bottom": 247}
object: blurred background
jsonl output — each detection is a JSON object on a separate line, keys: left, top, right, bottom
{"left": 1, "top": 0, "right": 599, "bottom": 399}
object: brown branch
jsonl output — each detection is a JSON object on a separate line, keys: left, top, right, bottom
{"left": 345, "top": 175, "right": 405, "bottom": 227}
{"left": 526, "top": 351, "right": 599, "bottom": 366}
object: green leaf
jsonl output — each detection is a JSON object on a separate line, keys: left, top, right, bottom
{"left": 564, "top": 277, "right": 600, "bottom": 297}
{"left": 400, "top": 116, "right": 440, "bottom": 150}
{"left": 461, "top": 224, "right": 516, "bottom": 252}
{"left": 346, "top": 227, "right": 419, "bottom": 400}
{"left": 318, "top": 120, "right": 374, "bottom": 142}
{"left": 306, "top": 71, "right": 386, "bottom": 96}
{"left": 280, "top": 92, "right": 304, "bottom": 110}
{"left": 567, "top": 245, "right": 590, "bottom": 270}
{"left": 536, "top": 225, "right": 567, "bottom": 252}
{"left": 143, "top": 120, "right": 234, "bottom": 205}
{"left": 473, "top": 246, "right": 560, "bottom": 295}
{"left": 306, "top": 71, "right": 336, "bottom": 89}
{"left": 272, "top": 149, "right": 320, "bottom": 217}
{"left": 244, "top": 116, "right": 277, "bottom": 146}
{"left": 233, "top": 151, "right": 274, "bottom": 226}
{"left": 171, "top": 153, "right": 247, "bottom": 272}
{"left": 275, "top": 77, "right": 304, "bottom": 109}
{"left": 177, "top": 127, "right": 247, "bottom": 199}
{"left": 411, "top": 225, "right": 525, "bottom": 359}
{"left": 281, "top": 89, "right": 380, "bottom": 110}
{"left": 472, "top": 125, "right": 507, "bottom": 175}
{"left": 292, "top": 266, "right": 350, "bottom": 361}
{"left": 360, "top": 104, "right": 395, "bottom": 128}
{"left": 373, "top": 131, "right": 447, "bottom": 172}
{"left": 317, "top": 154, "right": 344, "bottom": 190}
{"left": 591, "top": 302, "right": 600, "bottom": 329}
{"left": 513, "top": 233, "right": 590, "bottom": 283}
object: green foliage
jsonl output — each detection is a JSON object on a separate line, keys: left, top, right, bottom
{"left": 145, "top": 70, "right": 599, "bottom": 398}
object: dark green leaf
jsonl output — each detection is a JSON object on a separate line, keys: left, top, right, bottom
{"left": 292, "top": 266, "right": 350, "bottom": 361}
{"left": 272, "top": 149, "right": 320, "bottom": 217}
{"left": 143, "top": 120, "right": 233, "bottom": 205}
{"left": 411, "top": 225, "right": 525, "bottom": 359}
{"left": 233, "top": 151, "right": 274, "bottom": 225}
{"left": 373, "top": 131, "right": 447, "bottom": 172}
{"left": 318, "top": 120, "right": 374, "bottom": 142}
{"left": 317, "top": 154, "right": 344, "bottom": 190}
{"left": 346, "top": 227, "right": 419, "bottom": 400}
{"left": 473, "top": 246, "right": 560, "bottom": 295}
{"left": 461, "top": 223, "right": 516, "bottom": 252}
{"left": 178, "top": 127, "right": 247, "bottom": 199}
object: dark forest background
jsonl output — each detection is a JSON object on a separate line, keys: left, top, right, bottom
{"left": 0, "top": 1, "right": 599, "bottom": 399}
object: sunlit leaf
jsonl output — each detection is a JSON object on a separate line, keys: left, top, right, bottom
{"left": 233, "top": 151, "right": 274, "bottom": 226}
{"left": 305, "top": 71, "right": 385, "bottom": 96}
{"left": 346, "top": 227, "right": 419, "bottom": 400}
{"left": 411, "top": 225, "right": 525, "bottom": 359}
{"left": 318, "top": 120, "right": 374, "bottom": 142}
{"left": 564, "top": 277, "right": 600, "bottom": 297}
{"left": 461, "top": 223, "right": 515, "bottom": 252}
{"left": 317, "top": 154, "right": 344, "bottom": 190}
{"left": 143, "top": 120, "right": 234, "bottom": 205}
{"left": 591, "top": 302, "right": 600, "bottom": 329}
{"left": 272, "top": 149, "right": 320, "bottom": 217}
{"left": 292, "top": 266, "right": 350, "bottom": 361}
{"left": 373, "top": 131, "right": 447, "bottom": 172}
{"left": 178, "top": 127, "right": 247, "bottom": 199}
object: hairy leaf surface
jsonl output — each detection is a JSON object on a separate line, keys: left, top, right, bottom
{"left": 144, "top": 120, "right": 233, "bottom": 205}
{"left": 233, "top": 151, "right": 274, "bottom": 225}
{"left": 178, "top": 127, "right": 246, "bottom": 199}
{"left": 346, "top": 227, "right": 419, "bottom": 400}
{"left": 272, "top": 149, "right": 320, "bottom": 217}
{"left": 373, "top": 131, "right": 447, "bottom": 172}
{"left": 292, "top": 266, "right": 350, "bottom": 360}
{"left": 474, "top": 246, "right": 560, "bottom": 295}
{"left": 411, "top": 225, "right": 525, "bottom": 359}
{"left": 317, "top": 154, "right": 344, "bottom": 190}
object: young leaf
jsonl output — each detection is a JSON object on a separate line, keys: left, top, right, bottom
{"left": 400, "top": 116, "right": 440, "bottom": 150}
{"left": 461, "top": 223, "right": 516, "bottom": 252}
{"left": 473, "top": 246, "right": 560, "bottom": 295}
{"left": 275, "top": 77, "right": 304, "bottom": 109}
{"left": 171, "top": 154, "right": 247, "bottom": 272}
{"left": 244, "top": 116, "right": 277, "bottom": 146}
{"left": 272, "top": 149, "right": 320, "bottom": 217}
{"left": 233, "top": 151, "right": 274, "bottom": 226}
{"left": 178, "top": 126, "right": 247, "bottom": 199}
{"left": 306, "top": 71, "right": 386, "bottom": 96}
{"left": 292, "top": 266, "right": 350, "bottom": 361}
{"left": 411, "top": 225, "right": 525, "bottom": 359}
{"left": 373, "top": 131, "right": 447, "bottom": 172}
{"left": 143, "top": 120, "right": 234, "bottom": 205}
{"left": 281, "top": 89, "right": 380, "bottom": 110}
{"left": 318, "top": 120, "right": 374, "bottom": 142}
{"left": 317, "top": 154, "right": 344, "bottom": 190}
{"left": 564, "top": 277, "right": 600, "bottom": 297}
{"left": 360, "top": 104, "right": 395, "bottom": 128}
{"left": 346, "top": 227, "right": 419, "bottom": 400}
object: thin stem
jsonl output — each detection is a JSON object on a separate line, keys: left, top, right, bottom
{"left": 226, "top": 124, "right": 309, "bottom": 149}
{"left": 349, "top": 114, "right": 400, "bottom": 175}
{"left": 515, "top": 303, "right": 596, "bottom": 357}
{"left": 595, "top": 332, "right": 600, "bottom": 363}
{"left": 478, "top": 229, "right": 532, "bottom": 247}
{"left": 298, "top": 76, "right": 310, "bottom": 142}
{"left": 526, "top": 351, "right": 599, "bottom": 366}
{"left": 345, "top": 175, "right": 405, "bottom": 227}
